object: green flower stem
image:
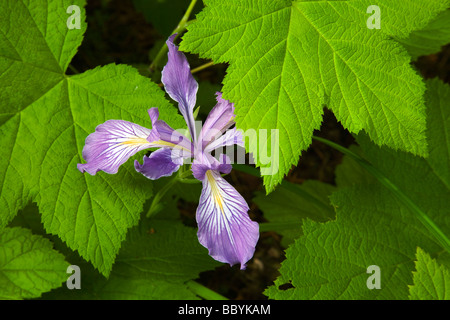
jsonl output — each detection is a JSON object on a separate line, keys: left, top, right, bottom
{"left": 178, "top": 178, "right": 202, "bottom": 184}
{"left": 312, "top": 136, "right": 450, "bottom": 254}
{"left": 191, "top": 61, "right": 215, "bottom": 74}
{"left": 186, "top": 280, "right": 228, "bottom": 300}
{"left": 149, "top": 0, "right": 198, "bottom": 72}
{"left": 68, "top": 64, "right": 80, "bottom": 74}
{"left": 146, "top": 165, "right": 196, "bottom": 217}
{"left": 146, "top": 174, "right": 179, "bottom": 218}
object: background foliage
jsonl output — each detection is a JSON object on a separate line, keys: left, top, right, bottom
{"left": 0, "top": 0, "right": 449, "bottom": 300}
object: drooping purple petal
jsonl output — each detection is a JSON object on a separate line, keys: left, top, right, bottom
{"left": 134, "top": 148, "right": 184, "bottom": 180}
{"left": 147, "top": 107, "right": 194, "bottom": 158}
{"left": 198, "top": 92, "right": 235, "bottom": 150}
{"left": 196, "top": 170, "right": 259, "bottom": 269}
{"left": 77, "top": 120, "right": 153, "bottom": 175}
{"left": 161, "top": 34, "right": 198, "bottom": 142}
{"left": 191, "top": 152, "right": 231, "bottom": 181}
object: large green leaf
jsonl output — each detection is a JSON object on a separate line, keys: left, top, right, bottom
{"left": 409, "top": 248, "right": 450, "bottom": 300}
{"left": 265, "top": 79, "right": 450, "bottom": 299}
{"left": 0, "top": 227, "right": 68, "bottom": 299}
{"left": 0, "top": 0, "right": 185, "bottom": 276}
{"left": 0, "top": 0, "right": 87, "bottom": 221}
{"left": 397, "top": 9, "right": 450, "bottom": 60}
{"left": 254, "top": 180, "right": 336, "bottom": 246}
{"left": 181, "top": 0, "right": 449, "bottom": 192}
{"left": 11, "top": 189, "right": 220, "bottom": 300}
{"left": 42, "top": 216, "right": 221, "bottom": 300}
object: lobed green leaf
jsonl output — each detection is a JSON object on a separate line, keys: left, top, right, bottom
{"left": 0, "top": 0, "right": 185, "bottom": 276}
{"left": 0, "top": 227, "right": 68, "bottom": 299}
{"left": 409, "top": 248, "right": 450, "bottom": 300}
{"left": 181, "top": 0, "right": 449, "bottom": 192}
{"left": 265, "top": 79, "right": 450, "bottom": 299}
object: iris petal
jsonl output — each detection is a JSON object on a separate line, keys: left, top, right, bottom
{"left": 147, "top": 107, "right": 194, "bottom": 158}
{"left": 134, "top": 148, "right": 183, "bottom": 180}
{"left": 198, "top": 92, "right": 236, "bottom": 150}
{"left": 204, "top": 127, "right": 244, "bottom": 154}
{"left": 77, "top": 120, "right": 152, "bottom": 175}
{"left": 161, "top": 34, "right": 198, "bottom": 142}
{"left": 196, "top": 170, "right": 259, "bottom": 269}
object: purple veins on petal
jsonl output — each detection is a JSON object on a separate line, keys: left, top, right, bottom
{"left": 146, "top": 107, "right": 194, "bottom": 157}
{"left": 204, "top": 127, "right": 244, "bottom": 154}
{"left": 198, "top": 92, "right": 236, "bottom": 150}
{"left": 134, "top": 148, "right": 184, "bottom": 180}
{"left": 77, "top": 33, "right": 259, "bottom": 269}
{"left": 196, "top": 170, "right": 259, "bottom": 270}
{"left": 77, "top": 120, "right": 153, "bottom": 175}
{"left": 162, "top": 34, "right": 198, "bottom": 142}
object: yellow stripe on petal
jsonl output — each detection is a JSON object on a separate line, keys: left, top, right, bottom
{"left": 152, "top": 140, "right": 192, "bottom": 153}
{"left": 153, "top": 140, "right": 178, "bottom": 148}
{"left": 206, "top": 170, "right": 225, "bottom": 216}
{"left": 121, "top": 138, "right": 191, "bottom": 152}
{"left": 120, "top": 137, "right": 150, "bottom": 146}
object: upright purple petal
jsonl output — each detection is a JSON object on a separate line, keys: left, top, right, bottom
{"left": 161, "top": 34, "right": 198, "bottom": 142}
{"left": 134, "top": 148, "right": 183, "bottom": 180}
{"left": 77, "top": 120, "right": 153, "bottom": 175}
{"left": 147, "top": 107, "right": 194, "bottom": 158}
{"left": 198, "top": 92, "right": 235, "bottom": 150}
{"left": 196, "top": 170, "right": 259, "bottom": 269}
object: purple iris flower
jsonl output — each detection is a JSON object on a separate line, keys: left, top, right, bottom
{"left": 77, "top": 34, "right": 259, "bottom": 269}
